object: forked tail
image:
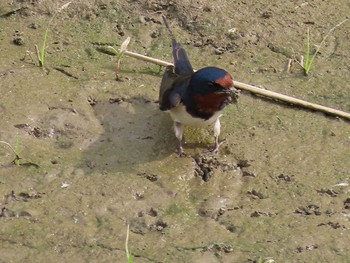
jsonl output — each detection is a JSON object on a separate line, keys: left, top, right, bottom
{"left": 162, "top": 15, "right": 194, "bottom": 75}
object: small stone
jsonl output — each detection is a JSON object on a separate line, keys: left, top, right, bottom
{"left": 203, "top": 6, "right": 211, "bottom": 12}
{"left": 13, "top": 36, "right": 25, "bottom": 46}
{"left": 344, "top": 198, "right": 350, "bottom": 209}
{"left": 148, "top": 208, "right": 158, "bottom": 217}
{"left": 139, "top": 16, "right": 146, "bottom": 24}
{"left": 215, "top": 47, "right": 225, "bottom": 55}
{"left": 262, "top": 10, "right": 273, "bottom": 18}
{"left": 150, "top": 30, "right": 160, "bottom": 38}
{"left": 28, "top": 23, "right": 38, "bottom": 29}
{"left": 154, "top": 220, "right": 167, "bottom": 231}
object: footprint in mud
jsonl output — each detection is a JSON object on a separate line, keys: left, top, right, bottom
{"left": 276, "top": 173, "right": 294, "bottom": 183}
{"left": 296, "top": 245, "right": 318, "bottom": 253}
{"left": 238, "top": 159, "right": 257, "bottom": 177}
{"left": 129, "top": 209, "right": 167, "bottom": 235}
{"left": 0, "top": 207, "right": 31, "bottom": 218}
{"left": 1, "top": 190, "right": 44, "bottom": 218}
{"left": 198, "top": 197, "right": 229, "bottom": 220}
{"left": 151, "top": 219, "right": 168, "bottom": 231}
{"left": 295, "top": 204, "right": 322, "bottom": 216}
{"left": 14, "top": 123, "right": 52, "bottom": 138}
{"left": 250, "top": 211, "right": 277, "bottom": 217}
{"left": 5, "top": 190, "right": 45, "bottom": 204}
{"left": 176, "top": 242, "right": 234, "bottom": 254}
{"left": 247, "top": 189, "right": 267, "bottom": 199}
{"left": 4, "top": 190, "right": 45, "bottom": 204}
{"left": 318, "top": 221, "right": 347, "bottom": 230}
{"left": 316, "top": 188, "right": 338, "bottom": 197}
{"left": 137, "top": 172, "right": 158, "bottom": 182}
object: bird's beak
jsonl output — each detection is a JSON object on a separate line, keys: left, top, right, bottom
{"left": 217, "top": 86, "right": 236, "bottom": 94}
{"left": 228, "top": 86, "right": 240, "bottom": 103}
{"left": 229, "top": 86, "right": 240, "bottom": 93}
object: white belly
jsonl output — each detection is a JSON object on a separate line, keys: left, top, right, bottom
{"left": 168, "top": 104, "right": 222, "bottom": 127}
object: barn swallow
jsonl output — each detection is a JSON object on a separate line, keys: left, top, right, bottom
{"left": 159, "top": 16, "right": 238, "bottom": 156}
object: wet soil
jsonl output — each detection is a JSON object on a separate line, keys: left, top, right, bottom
{"left": 0, "top": 0, "right": 350, "bottom": 262}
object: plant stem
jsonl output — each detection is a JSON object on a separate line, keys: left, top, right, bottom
{"left": 0, "top": 140, "right": 21, "bottom": 165}
{"left": 125, "top": 224, "right": 133, "bottom": 262}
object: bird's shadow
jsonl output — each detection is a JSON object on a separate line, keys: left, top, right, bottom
{"left": 79, "top": 94, "right": 178, "bottom": 174}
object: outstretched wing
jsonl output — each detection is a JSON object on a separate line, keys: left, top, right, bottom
{"left": 162, "top": 15, "right": 194, "bottom": 76}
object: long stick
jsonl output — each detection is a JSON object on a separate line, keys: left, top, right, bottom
{"left": 125, "top": 50, "right": 172, "bottom": 67}
{"left": 123, "top": 50, "right": 350, "bottom": 121}
{"left": 232, "top": 80, "right": 350, "bottom": 120}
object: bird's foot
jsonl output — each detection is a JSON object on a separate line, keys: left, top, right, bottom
{"left": 177, "top": 146, "right": 187, "bottom": 157}
{"left": 205, "top": 140, "right": 226, "bottom": 154}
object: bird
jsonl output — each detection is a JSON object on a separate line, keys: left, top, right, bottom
{"left": 159, "top": 16, "right": 238, "bottom": 156}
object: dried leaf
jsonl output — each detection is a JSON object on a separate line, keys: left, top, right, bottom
{"left": 58, "top": 2, "right": 72, "bottom": 12}
{"left": 120, "top": 37, "right": 131, "bottom": 52}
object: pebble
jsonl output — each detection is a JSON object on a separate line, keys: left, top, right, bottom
{"left": 13, "top": 36, "right": 25, "bottom": 45}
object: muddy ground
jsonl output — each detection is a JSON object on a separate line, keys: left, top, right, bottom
{"left": 0, "top": 0, "right": 350, "bottom": 262}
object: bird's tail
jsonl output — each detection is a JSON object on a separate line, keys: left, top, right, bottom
{"left": 162, "top": 15, "right": 194, "bottom": 75}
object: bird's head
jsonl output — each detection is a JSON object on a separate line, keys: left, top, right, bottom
{"left": 187, "top": 67, "right": 237, "bottom": 117}
{"left": 189, "top": 67, "right": 234, "bottom": 95}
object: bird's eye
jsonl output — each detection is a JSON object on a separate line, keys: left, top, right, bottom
{"left": 208, "top": 81, "right": 217, "bottom": 88}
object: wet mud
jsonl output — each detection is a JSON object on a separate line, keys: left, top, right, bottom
{"left": 0, "top": 0, "right": 350, "bottom": 262}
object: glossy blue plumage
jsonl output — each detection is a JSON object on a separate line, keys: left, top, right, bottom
{"left": 159, "top": 16, "right": 236, "bottom": 156}
{"left": 189, "top": 67, "right": 228, "bottom": 92}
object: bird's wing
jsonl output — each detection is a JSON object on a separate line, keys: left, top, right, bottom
{"left": 162, "top": 15, "right": 194, "bottom": 76}
{"left": 159, "top": 66, "right": 179, "bottom": 111}
{"left": 159, "top": 66, "right": 191, "bottom": 111}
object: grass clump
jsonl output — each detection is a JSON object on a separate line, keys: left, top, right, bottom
{"left": 302, "top": 18, "right": 348, "bottom": 75}
{"left": 35, "top": 2, "right": 71, "bottom": 68}
{"left": 287, "top": 18, "right": 348, "bottom": 75}
{"left": 0, "top": 136, "right": 39, "bottom": 168}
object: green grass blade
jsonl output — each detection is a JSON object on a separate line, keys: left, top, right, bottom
{"left": 307, "top": 47, "right": 318, "bottom": 73}
{"left": 40, "top": 27, "right": 49, "bottom": 67}
{"left": 304, "top": 27, "right": 311, "bottom": 74}
{"left": 37, "top": 2, "right": 71, "bottom": 68}
{"left": 125, "top": 224, "right": 133, "bottom": 262}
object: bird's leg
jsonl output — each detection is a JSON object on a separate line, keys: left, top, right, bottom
{"left": 211, "top": 134, "right": 225, "bottom": 154}
{"left": 174, "top": 122, "right": 186, "bottom": 157}
{"left": 207, "top": 118, "right": 225, "bottom": 154}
